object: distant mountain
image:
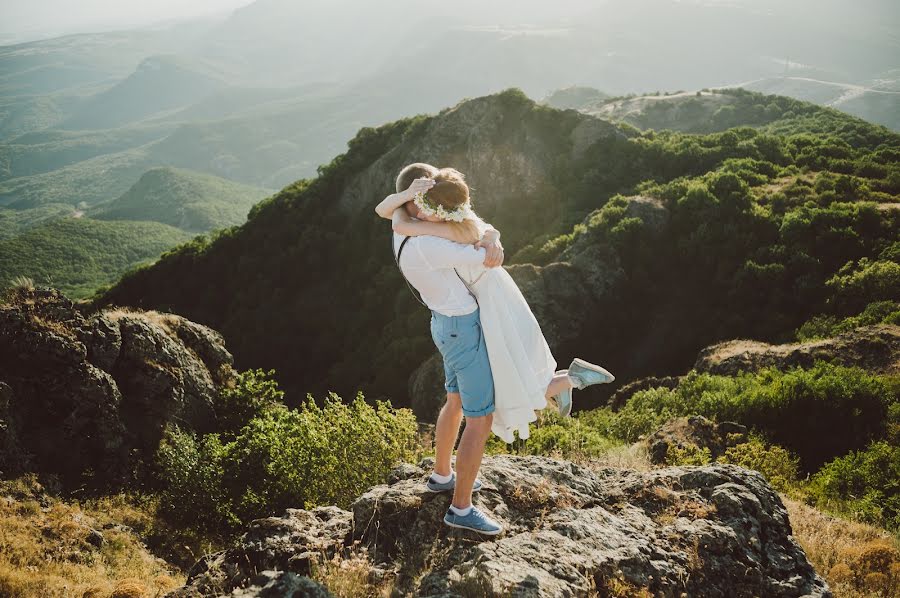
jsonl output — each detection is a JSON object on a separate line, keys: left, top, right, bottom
{"left": 60, "top": 55, "right": 227, "bottom": 130}
{"left": 736, "top": 77, "right": 900, "bottom": 131}
{"left": 91, "top": 88, "right": 900, "bottom": 411}
{"left": 542, "top": 86, "right": 900, "bottom": 134}
{"left": 2, "top": 0, "right": 896, "bottom": 214}
{"left": 0, "top": 124, "right": 173, "bottom": 182}
{"left": 0, "top": 217, "right": 190, "bottom": 298}
{"left": 89, "top": 167, "right": 271, "bottom": 232}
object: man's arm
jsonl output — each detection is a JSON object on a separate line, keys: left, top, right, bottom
{"left": 417, "top": 237, "right": 489, "bottom": 270}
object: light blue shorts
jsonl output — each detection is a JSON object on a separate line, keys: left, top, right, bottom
{"left": 430, "top": 308, "right": 495, "bottom": 417}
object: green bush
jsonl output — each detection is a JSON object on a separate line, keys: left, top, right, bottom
{"left": 796, "top": 300, "right": 900, "bottom": 340}
{"left": 213, "top": 368, "right": 285, "bottom": 440}
{"left": 155, "top": 388, "right": 417, "bottom": 534}
{"left": 611, "top": 362, "right": 896, "bottom": 470}
{"left": 808, "top": 441, "right": 900, "bottom": 530}
{"left": 154, "top": 427, "right": 233, "bottom": 532}
{"left": 826, "top": 259, "right": 900, "bottom": 315}
{"left": 717, "top": 436, "right": 800, "bottom": 492}
{"left": 486, "top": 410, "right": 619, "bottom": 459}
{"left": 666, "top": 444, "right": 712, "bottom": 466}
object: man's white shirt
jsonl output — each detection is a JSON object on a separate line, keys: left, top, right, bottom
{"left": 392, "top": 232, "right": 487, "bottom": 316}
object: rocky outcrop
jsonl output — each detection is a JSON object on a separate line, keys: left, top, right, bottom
{"left": 169, "top": 455, "right": 830, "bottom": 597}
{"left": 608, "top": 374, "right": 682, "bottom": 410}
{"left": 0, "top": 286, "right": 235, "bottom": 487}
{"left": 644, "top": 415, "right": 749, "bottom": 465}
{"left": 694, "top": 324, "right": 900, "bottom": 376}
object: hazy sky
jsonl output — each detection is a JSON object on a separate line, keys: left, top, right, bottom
{"left": 0, "top": 0, "right": 256, "bottom": 43}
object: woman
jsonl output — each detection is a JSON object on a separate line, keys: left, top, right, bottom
{"left": 377, "top": 167, "right": 615, "bottom": 443}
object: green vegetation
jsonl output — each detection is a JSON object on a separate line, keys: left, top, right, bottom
{"left": 92, "top": 88, "right": 900, "bottom": 410}
{"left": 610, "top": 362, "right": 896, "bottom": 470}
{"left": 797, "top": 300, "right": 900, "bottom": 340}
{"left": 0, "top": 204, "right": 75, "bottom": 240}
{"left": 809, "top": 440, "right": 900, "bottom": 531}
{"left": 154, "top": 370, "right": 418, "bottom": 535}
{"left": 482, "top": 358, "right": 897, "bottom": 532}
{"left": 0, "top": 124, "right": 171, "bottom": 182}
{"left": 0, "top": 217, "right": 190, "bottom": 298}
{"left": 89, "top": 167, "right": 271, "bottom": 232}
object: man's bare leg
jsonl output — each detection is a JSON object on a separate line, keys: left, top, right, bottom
{"left": 434, "top": 393, "right": 463, "bottom": 477}
{"left": 451, "top": 413, "right": 493, "bottom": 509}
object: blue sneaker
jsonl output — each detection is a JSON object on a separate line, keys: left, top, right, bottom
{"left": 443, "top": 506, "right": 503, "bottom": 535}
{"left": 568, "top": 358, "right": 615, "bottom": 390}
{"left": 553, "top": 387, "right": 573, "bottom": 417}
{"left": 426, "top": 472, "right": 482, "bottom": 493}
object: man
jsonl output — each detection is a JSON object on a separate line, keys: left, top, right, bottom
{"left": 376, "top": 162, "right": 505, "bottom": 535}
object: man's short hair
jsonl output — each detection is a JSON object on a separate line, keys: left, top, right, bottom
{"left": 396, "top": 163, "right": 439, "bottom": 193}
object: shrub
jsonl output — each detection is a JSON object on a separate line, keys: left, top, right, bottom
{"left": 808, "top": 441, "right": 900, "bottom": 530}
{"left": 796, "top": 300, "right": 900, "bottom": 340}
{"left": 154, "top": 428, "right": 233, "bottom": 533}
{"left": 826, "top": 259, "right": 900, "bottom": 315}
{"left": 717, "top": 436, "right": 800, "bottom": 492}
{"left": 486, "top": 409, "right": 619, "bottom": 461}
{"left": 213, "top": 368, "right": 285, "bottom": 440}
{"left": 155, "top": 390, "right": 417, "bottom": 534}
{"left": 611, "top": 362, "right": 896, "bottom": 471}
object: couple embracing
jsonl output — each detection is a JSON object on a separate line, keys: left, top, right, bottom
{"left": 375, "top": 163, "right": 614, "bottom": 536}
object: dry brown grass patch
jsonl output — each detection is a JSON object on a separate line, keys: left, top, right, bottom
{"left": 0, "top": 475, "right": 184, "bottom": 598}
{"left": 102, "top": 307, "right": 181, "bottom": 338}
{"left": 785, "top": 496, "right": 900, "bottom": 597}
{"left": 508, "top": 478, "right": 577, "bottom": 511}
{"left": 309, "top": 540, "right": 394, "bottom": 598}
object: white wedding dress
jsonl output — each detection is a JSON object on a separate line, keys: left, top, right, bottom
{"left": 454, "top": 255, "right": 557, "bottom": 443}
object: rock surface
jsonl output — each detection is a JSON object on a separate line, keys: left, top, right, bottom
{"left": 169, "top": 455, "right": 830, "bottom": 597}
{"left": 0, "top": 286, "right": 235, "bottom": 487}
{"left": 644, "top": 415, "right": 749, "bottom": 465}
{"left": 694, "top": 324, "right": 900, "bottom": 376}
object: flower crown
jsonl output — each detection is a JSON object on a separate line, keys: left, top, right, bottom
{"left": 413, "top": 191, "right": 475, "bottom": 223}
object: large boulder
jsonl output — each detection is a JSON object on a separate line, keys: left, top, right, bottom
{"left": 169, "top": 455, "right": 830, "bottom": 597}
{"left": 694, "top": 324, "right": 900, "bottom": 376}
{"left": 0, "top": 286, "right": 235, "bottom": 487}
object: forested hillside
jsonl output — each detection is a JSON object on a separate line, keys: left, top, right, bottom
{"left": 92, "top": 88, "right": 900, "bottom": 411}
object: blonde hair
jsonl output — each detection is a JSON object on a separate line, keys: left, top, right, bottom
{"left": 430, "top": 168, "right": 481, "bottom": 244}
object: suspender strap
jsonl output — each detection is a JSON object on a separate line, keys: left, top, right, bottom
{"left": 392, "top": 233, "right": 480, "bottom": 309}
{"left": 393, "top": 234, "right": 429, "bottom": 308}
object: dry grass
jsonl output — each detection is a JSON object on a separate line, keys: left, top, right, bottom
{"left": 785, "top": 496, "right": 900, "bottom": 597}
{"left": 309, "top": 540, "right": 394, "bottom": 598}
{"left": 508, "top": 478, "right": 577, "bottom": 511}
{"left": 101, "top": 307, "right": 182, "bottom": 338}
{"left": 0, "top": 475, "right": 185, "bottom": 598}
{"left": 585, "top": 443, "right": 654, "bottom": 472}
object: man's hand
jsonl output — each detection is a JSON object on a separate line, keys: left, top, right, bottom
{"left": 475, "top": 231, "right": 504, "bottom": 268}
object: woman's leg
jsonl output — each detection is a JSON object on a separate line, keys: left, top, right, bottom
{"left": 545, "top": 370, "right": 574, "bottom": 400}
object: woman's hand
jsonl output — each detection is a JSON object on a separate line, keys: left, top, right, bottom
{"left": 375, "top": 177, "right": 435, "bottom": 219}
{"left": 475, "top": 232, "right": 504, "bottom": 268}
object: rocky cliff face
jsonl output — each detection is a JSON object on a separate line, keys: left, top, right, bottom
{"left": 694, "top": 324, "right": 900, "bottom": 376}
{"left": 168, "top": 455, "right": 830, "bottom": 597}
{"left": 0, "top": 286, "right": 235, "bottom": 487}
